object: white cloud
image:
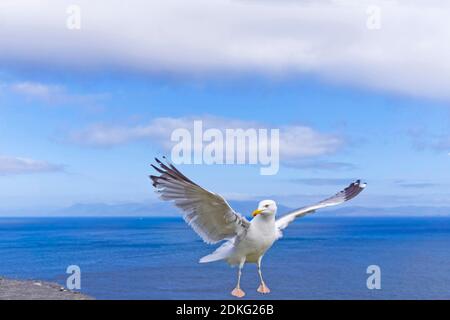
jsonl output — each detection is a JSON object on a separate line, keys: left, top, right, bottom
{"left": 66, "top": 116, "right": 344, "bottom": 162}
{"left": 410, "top": 128, "right": 450, "bottom": 152}
{"left": 10, "top": 82, "right": 57, "bottom": 98}
{"left": 283, "top": 160, "right": 355, "bottom": 171}
{"left": 67, "top": 118, "right": 197, "bottom": 148}
{"left": 6, "top": 81, "right": 107, "bottom": 108}
{"left": 0, "top": 155, "right": 63, "bottom": 175}
{"left": 0, "top": 1, "right": 449, "bottom": 100}
{"left": 278, "top": 125, "right": 342, "bottom": 158}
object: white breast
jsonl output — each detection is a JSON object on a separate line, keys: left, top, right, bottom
{"left": 233, "top": 214, "right": 278, "bottom": 263}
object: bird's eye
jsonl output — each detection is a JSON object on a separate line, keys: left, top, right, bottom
{"left": 265, "top": 204, "right": 270, "bottom": 208}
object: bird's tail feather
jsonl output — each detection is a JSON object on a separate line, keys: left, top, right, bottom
{"left": 199, "top": 240, "right": 234, "bottom": 263}
{"left": 199, "top": 253, "right": 225, "bottom": 263}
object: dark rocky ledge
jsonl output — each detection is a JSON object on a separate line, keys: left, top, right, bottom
{"left": 0, "top": 277, "right": 93, "bottom": 300}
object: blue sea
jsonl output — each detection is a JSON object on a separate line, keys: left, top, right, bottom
{"left": 1, "top": 216, "right": 450, "bottom": 300}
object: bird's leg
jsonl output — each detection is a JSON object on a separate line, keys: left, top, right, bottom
{"left": 257, "top": 256, "right": 270, "bottom": 294}
{"left": 231, "top": 259, "right": 246, "bottom": 298}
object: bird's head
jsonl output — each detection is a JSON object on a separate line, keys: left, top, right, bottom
{"left": 252, "top": 200, "right": 277, "bottom": 218}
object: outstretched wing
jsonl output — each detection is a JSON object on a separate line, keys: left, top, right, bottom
{"left": 150, "top": 158, "right": 250, "bottom": 244}
{"left": 276, "top": 180, "right": 366, "bottom": 231}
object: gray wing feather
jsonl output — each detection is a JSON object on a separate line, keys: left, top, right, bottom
{"left": 276, "top": 180, "right": 366, "bottom": 231}
{"left": 150, "top": 158, "right": 249, "bottom": 244}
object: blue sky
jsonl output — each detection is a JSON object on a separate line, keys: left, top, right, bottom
{"left": 0, "top": 1, "right": 449, "bottom": 211}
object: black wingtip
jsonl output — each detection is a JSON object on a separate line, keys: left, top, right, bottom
{"left": 149, "top": 175, "right": 159, "bottom": 187}
{"left": 149, "top": 156, "right": 200, "bottom": 188}
{"left": 353, "top": 179, "right": 367, "bottom": 187}
{"left": 342, "top": 179, "right": 367, "bottom": 201}
{"left": 151, "top": 164, "right": 165, "bottom": 174}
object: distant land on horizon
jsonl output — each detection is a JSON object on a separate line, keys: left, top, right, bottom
{"left": 1, "top": 200, "right": 450, "bottom": 217}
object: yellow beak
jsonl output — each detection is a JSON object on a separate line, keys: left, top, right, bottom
{"left": 252, "top": 209, "right": 263, "bottom": 217}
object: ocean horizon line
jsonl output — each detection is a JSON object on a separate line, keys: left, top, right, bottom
{"left": 1, "top": 214, "right": 450, "bottom": 218}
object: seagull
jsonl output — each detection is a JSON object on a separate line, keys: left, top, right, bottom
{"left": 150, "top": 157, "right": 366, "bottom": 298}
